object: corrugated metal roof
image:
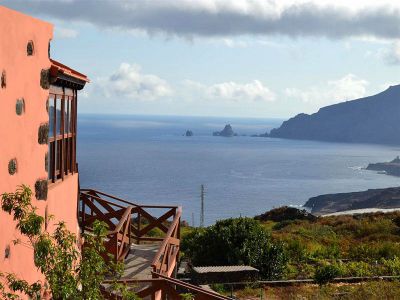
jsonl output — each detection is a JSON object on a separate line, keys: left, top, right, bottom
{"left": 193, "top": 266, "right": 258, "bottom": 273}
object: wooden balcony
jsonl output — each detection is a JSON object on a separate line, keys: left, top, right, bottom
{"left": 79, "top": 189, "right": 229, "bottom": 300}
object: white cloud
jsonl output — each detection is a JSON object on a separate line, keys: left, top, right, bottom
{"left": 381, "top": 41, "right": 400, "bottom": 65}
{"left": 4, "top": 0, "right": 400, "bottom": 40}
{"left": 102, "top": 63, "right": 172, "bottom": 101}
{"left": 208, "top": 80, "right": 276, "bottom": 102}
{"left": 54, "top": 27, "right": 78, "bottom": 39}
{"left": 222, "top": 39, "right": 249, "bottom": 48}
{"left": 285, "top": 74, "right": 369, "bottom": 105}
{"left": 183, "top": 79, "right": 275, "bottom": 102}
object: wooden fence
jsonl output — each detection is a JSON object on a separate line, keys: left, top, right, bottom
{"left": 79, "top": 189, "right": 180, "bottom": 262}
{"left": 102, "top": 273, "right": 230, "bottom": 300}
{"left": 79, "top": 189, "right": 229, "bottom": 300}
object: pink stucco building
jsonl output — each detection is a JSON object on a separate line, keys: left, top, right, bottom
{"left": 0, "top": 6, "right": 228, "bottom": 300}
{"left": 0, "top": 5, "right": 88, "bottom": 287}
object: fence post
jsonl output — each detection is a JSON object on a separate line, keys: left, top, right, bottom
{"left": 137, "top": 212, "right": 141, "bottom": 244}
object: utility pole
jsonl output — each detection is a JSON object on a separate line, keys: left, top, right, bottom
{"left": 191, "top": 212, "right": 195, "bottom": 227}
{"left": 200, "top": 184, "right": 205, "bottom": 227}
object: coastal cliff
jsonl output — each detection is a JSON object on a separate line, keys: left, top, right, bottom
{"left": 366, "top": 156, "right": 400, "bottom": 176}
{"left": 269, "top": 85, "right": 400, "bottom": 145}
{"left": 304, "top": 187, "right": 400, "bottom": 215}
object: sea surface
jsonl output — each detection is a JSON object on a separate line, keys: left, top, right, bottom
{"left": 77, "top": 114, "right": 400, "bottom": 225}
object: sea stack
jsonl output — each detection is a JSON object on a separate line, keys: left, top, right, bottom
{"left": 213, "top": 124, "right": 236, "bottom": 137}
{"left": 185, "top": 130, "right": 194, "bottom": 137}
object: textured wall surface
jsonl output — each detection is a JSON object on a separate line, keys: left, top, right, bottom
{"left": 0, "top": 5, "right": 80, "bottom": 289}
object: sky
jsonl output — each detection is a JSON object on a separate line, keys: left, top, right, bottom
{"left": 2, "top": 0, "right": 400, "bottom": 118}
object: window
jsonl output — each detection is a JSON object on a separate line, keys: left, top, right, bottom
{"left": 48, "top": 85, "right": 77, "bottom": 183}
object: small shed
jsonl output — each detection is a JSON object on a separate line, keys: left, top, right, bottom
{"left": 191, "top": 266, "right": 259, "bottom": 284}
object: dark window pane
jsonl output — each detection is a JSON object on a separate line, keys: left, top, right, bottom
{"left": 48, "top": 143, "right": 52, "bottom": 180}
{"left": 49, "top": 95, "right": 55, "bottom": 137}
{"left": 65, "top": 98, "right": 69, "bottom": 133}
{"left": 68, "top": 98, "right": 72, "bottom": 133}
{"left": 56, "top": 96, "right": 62, "bottom": 135}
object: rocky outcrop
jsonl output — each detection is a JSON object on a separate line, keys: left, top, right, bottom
{"left": 304, "top": 187, "right": 400, "bottom": 215}
{"left": 255, "top": 206, "right": 316, "bottom": 222}
{"left": 185, "top": 130, "right": 194, "bottom": 137}
{"left": 269, "top": 85, "right": 400, "bottom": 145}
{"left": 366, "top": 156, "right": 400, "bottom": 176}
{"left": 213, "top": 124, "right": 236, "bottom": 137}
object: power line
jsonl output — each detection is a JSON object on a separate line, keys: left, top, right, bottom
{"left": 200, "top": 184, "right": 205, "bottom": 228}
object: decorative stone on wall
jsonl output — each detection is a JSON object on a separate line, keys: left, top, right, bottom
{"left": 45, "top": 152, "right": 48, "bottom": 172}
{"left": 27, "top": 40, "right": 34, "bottom": 56}
{"left": 8, "top": 158, "right": 17, "bottom": 175}
{"left": 35, "top": 179, "right": 48, "bottom": 200}
{"left": 1, "top": 70, "right": 5, "bottom": 88}
{"left": 38, "top": 123, "right": 49, "bottom": 144}
{"left": 40, "top": 69, "right": 50, "bottom": 89}
{"left": 16, "top": 98, "right": 25, "bottom": 115}
{"left": 4, "top": 245, "right": 10, "bottom": 259}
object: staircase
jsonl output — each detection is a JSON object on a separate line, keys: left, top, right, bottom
{"left": 79, "top": 189, "right": 230, "bottom": 300}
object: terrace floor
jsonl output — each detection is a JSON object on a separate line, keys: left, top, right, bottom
{"left": 121, "top": 243, "right": 160, "bottom": 280}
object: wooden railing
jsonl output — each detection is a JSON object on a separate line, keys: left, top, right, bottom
{"left": 79, "top": 189, "right": 227, "bottom": 300}
{"left": 151, "top": 207, "right": 181, "bottom": 276}
{"left": 79, "top": 189, "right": 180, "bottom": 263}
{"left": 80, "top": 190, "right": 133, "bottom": 261}
{"left": 102, "top": 273, "right": 231, "bottom": 300}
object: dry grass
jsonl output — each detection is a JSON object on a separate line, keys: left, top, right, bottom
{"left": 233, "top": 281, "right": 400, "bottom": 300}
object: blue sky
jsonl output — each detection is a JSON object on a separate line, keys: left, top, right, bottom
{"left": 3, "top": 0, "right": 400, "bottom": 118}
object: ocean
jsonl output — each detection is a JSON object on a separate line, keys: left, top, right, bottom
{"left": 77, "top": 114, "right": 400, "bottom": 225}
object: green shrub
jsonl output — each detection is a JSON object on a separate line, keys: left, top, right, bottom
{"left": 180, "top": 293, "right": 194, "bottom": 300}
{"left": 285, "top": 239, "right": 308, "bottom": 262}
{"left": 342, "top": 261, "right": 373, "bottom": 277}
{"left": 273, "top": 219, "right": 296, "bottom": 230}
{"left": 349, "top": 242, "right": 400, "bottom": 261}
{"left": 1, "top": 185, "right": 139, "bottom": 299}
{"left": 255, "top": 206, "right": 316, "bottom": 222}
{"left": 312, "top": 244, "right": 340, "bottom": 259}
{"left": 314, "top": 264, "right": 341, "bottom": 285}
{"left": 381, "top": 257, "right": 400, "bottom": 276}
{"left": 181, "top": 218, "right": 288, "bottom": 279}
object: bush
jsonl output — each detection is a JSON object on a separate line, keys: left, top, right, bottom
{"left": 285, "top": 239, "right": 308, "bottom": 262}
{"left": 314, "top": 264, "right": 341, "bottom": 285}
{"left": 349, "top": 242, "right": 400, "bottom": 261}
{"left": 381, "top": 257, "right": 400, "bottom": 276}
{"left": 343, "top": 261, "right": 373, "bottom": 277}
{"left": 255, "top": 206, "right": 316, "bottom": 222}
{"left": 181, "top": 218, "right": 287, "bottom": 279}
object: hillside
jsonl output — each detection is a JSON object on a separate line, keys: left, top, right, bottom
{"left": 304, "top": 187, "right": 400, "bottom": 215}
{"left": 181, "top": 209, "right": 400, "bottom": 299}
{"left": 269, "top": 85, "right": 400, "bottom": 144}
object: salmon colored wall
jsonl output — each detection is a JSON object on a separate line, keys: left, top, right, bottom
{"left": 47, "top": 174, "right": 80, "bottom": 235}
{"left": 0, "top": 5, "right": 80, "bottom": 289}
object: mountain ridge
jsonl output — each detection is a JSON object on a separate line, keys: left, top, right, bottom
{"left": 269, "top": 84, "right": 400, "bottom": 145}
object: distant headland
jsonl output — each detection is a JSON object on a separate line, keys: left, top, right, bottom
{"left": 263, "top": 85, "right": 400, "bottom": 145}
{"left": 304, "top": 186, "right": 400, "bottom": 215}
{"left": 366, "top": 156, "right": 400, "bottom": 177}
